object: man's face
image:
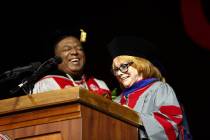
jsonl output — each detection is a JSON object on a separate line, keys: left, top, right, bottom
{"left": 55, "top": 36, "right": 86, "bottom": 75}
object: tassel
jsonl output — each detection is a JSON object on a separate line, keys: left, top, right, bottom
{"left": 80, "top": 29, "right": 87, "bottom": 43}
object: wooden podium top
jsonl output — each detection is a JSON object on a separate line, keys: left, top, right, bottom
{"left": 0, "top": 87, "right": 142, "bottom": 127}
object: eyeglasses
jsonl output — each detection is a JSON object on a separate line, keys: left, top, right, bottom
{"left": 112, "top": 62, "right": 134, "bottom": 76}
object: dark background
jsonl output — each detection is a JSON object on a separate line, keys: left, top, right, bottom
{"left": 0, "top": 0, "right": 210, "bottom": 139}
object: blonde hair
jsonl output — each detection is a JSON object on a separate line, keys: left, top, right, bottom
{"left": 112, "top": 55, "right": 165, "bottom": 82}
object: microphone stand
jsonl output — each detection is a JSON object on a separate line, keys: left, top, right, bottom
{"left": 9, "top": 56, "right": 62, "bottom": 95}
{"left": 9, "top": 63, "right": 46, "bottom": 95}
{"left": 0, "top": 62, "right": 41, "bottom": 84}
{"left": 9, "top": 65, "right": 48, "bottom": 95}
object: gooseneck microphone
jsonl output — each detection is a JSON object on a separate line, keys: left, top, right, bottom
{"left": 9, "top": 56, "right": 62, "bottom": 94}
{"left": 3, "top": 62, "right": 41, "bottom": 75}
{"left": 34, "top": 56, "right": 62, "bottom": 75}
{"left": 0, "top": 62, "right": 41, "bottom": 83}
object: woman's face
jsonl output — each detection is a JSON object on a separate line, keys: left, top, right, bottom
{"left": 113, "top": 57, "right": 143, "bottom": 88}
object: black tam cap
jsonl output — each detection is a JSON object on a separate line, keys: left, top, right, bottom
{"left": 107, "top": 35, "right": 158, "bottom": 61}
{"left": 107, "top": 35, "right": 166, "bottom": 74}
{"left": 44, "top": 24, "right": 89, "bottom": 48}
{"left": 54, "top": 26, "right": 88, "bottom": 43}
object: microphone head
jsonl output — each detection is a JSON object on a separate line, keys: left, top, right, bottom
{"left": 47, "top": 56, "right": 62, "bottom": 65}
{"left": 54, "top": 56, "right": 62, "bottom": 64}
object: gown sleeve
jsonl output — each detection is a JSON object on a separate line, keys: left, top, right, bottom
{"left": 139, "top": 82, "right": 183, "bottom": 140}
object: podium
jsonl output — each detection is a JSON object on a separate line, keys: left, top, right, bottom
{"left": 0, "top": 87, "right": 142, "bottom": 140}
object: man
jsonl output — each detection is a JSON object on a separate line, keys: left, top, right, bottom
{"left": 32, "top": 30, "right": 111, "bottom": 98}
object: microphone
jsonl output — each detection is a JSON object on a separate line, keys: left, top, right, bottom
{"left": 24, "top": 56, "right": 62, "bottom": 84}
{"left": 3, "top": 62, "right": 41, "bottom": 75}
{"left": 0, "top": 62, "right": 41, "bottom": 81}
{"left": 9, "top": 56, "right": 62, "bottom": 94}
{"left": 41, "top": 56, "right": 62, "bottom": 69}
{"left": 33, "top": 56, "right": 62, "bottom": 75}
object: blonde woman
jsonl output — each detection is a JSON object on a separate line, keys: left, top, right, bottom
{"left": 108, "top": 36, "right": 184, "bottom": 140}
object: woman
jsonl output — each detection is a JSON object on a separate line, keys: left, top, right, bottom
{"left": 108, "top": 36, "right": 184, "bottom": 140}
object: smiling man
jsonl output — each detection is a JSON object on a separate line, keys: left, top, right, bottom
{"left": 55, "top": 36, "right": 86, "bottom": 77}
{"left": 32, "top": 33, "right": 111, "bottom": 99}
